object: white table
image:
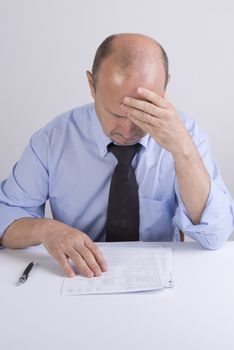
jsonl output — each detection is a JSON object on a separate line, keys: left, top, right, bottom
{"left": 1, "top": 242, "right": 234, "bottom": 350}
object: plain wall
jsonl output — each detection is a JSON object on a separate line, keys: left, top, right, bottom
{"left": 1, "top": 0, "right": 234, "bottom": 238}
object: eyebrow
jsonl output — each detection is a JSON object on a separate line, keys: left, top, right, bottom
{"left": 105, "top": 107, "right": 127, "bottom": 119}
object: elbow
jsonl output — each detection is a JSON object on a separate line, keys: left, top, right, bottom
{"left": 199, "top": 232, "right": 229, "bottom": 250}
{"left": 201, "top": 240, "right": 223, "bottom": 250}
{"left": 197, "top": 214, "right": 234, "bottom": 250}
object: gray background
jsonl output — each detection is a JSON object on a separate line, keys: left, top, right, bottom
{"left": 1, "top": 0, "right": 233, "bottom": 238}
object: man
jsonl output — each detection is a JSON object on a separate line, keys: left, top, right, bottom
{"left": 0, "top": 33, "right": 233, "bottom": 278}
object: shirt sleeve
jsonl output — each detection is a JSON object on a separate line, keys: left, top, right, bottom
{"left": 0, "top": 129, "right": 49, "bottom": 237}
{"left": 172, "top": 126, "right": 234, "bottom": 250}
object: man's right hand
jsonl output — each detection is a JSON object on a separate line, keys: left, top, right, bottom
{"left": 39, "top": 220, "right": 108, "bottom": 278}
{"left": 1, "top": 218, "right": 108, "bottom": 278}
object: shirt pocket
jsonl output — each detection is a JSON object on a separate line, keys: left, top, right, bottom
{"left": 139, "top": 196, "right": 174, "bottom": 241}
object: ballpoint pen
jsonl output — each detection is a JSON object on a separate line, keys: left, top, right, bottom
{"left": 17, "top": 262, "right": 34, "bottom": 286}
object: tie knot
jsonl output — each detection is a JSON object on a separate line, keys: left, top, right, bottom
{"left": 108, "top": 143, "right": 141, "bottom": 164}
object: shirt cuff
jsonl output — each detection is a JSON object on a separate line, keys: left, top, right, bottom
{"left": 172, "top": 180, "right": 234, "bottom": 249}
{"left": 0, "top": 205, "right": 36, "bottom": 238}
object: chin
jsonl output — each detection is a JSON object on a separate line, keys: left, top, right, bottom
{"left": 111, "top": 136, "right": 141, "bottom": 146}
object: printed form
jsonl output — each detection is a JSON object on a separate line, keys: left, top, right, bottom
{"left": 61, "top": 243, "right": 174, "bottom": 295}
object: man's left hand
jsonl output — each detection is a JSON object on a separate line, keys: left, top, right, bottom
{"left": 121, "top": 87, "right": 192, "bottom": 155}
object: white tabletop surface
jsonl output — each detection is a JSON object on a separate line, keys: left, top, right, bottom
{"left": 1, "top": 241, "right": 234, "bottom": 350}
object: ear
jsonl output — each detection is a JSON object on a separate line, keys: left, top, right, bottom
{"left": 86, "top": 71, "right": 96, "bottom": 99}
{"left": 162, "top": 74, "right": 171, "bottom": 98}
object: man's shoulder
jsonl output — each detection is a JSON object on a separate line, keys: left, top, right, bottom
{"left": 31, "top": 103, "right": 95, "bottom": 140}
{"left": 45, "top": 103, "right": 94, "bottom": 132}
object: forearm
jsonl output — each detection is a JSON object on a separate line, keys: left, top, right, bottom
{"left": 173, "top": 140, "right": 211, "bottom": 224}
{"left": 0, "top": 217, "right": 53, "bottom": 248}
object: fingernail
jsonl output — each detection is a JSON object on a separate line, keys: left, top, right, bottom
{"left": 137, "top": 87, "right": 143, "bottom": 94}
{"left": 123, "top": 97, "right": 130, "bottom": 103}
{"left": 120, "top": 103, "right": 128, "bottom": 111}
{"left": 69, "top": 272, "right": 76, "bottom": 278}
{"left": 94, "top": 269, "right": 102, "bottom": 277}
{"left": 102, "top": 264, "right": 108, "bottom": 271}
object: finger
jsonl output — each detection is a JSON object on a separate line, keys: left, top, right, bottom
{"left": 75, "top": 245, "right": 103, "bottom": 277}
{"left": 136, "top": 87, "right": 168, "bottom": 108}
{"left": 67, "top": 248, "right": 95, "bottom": 278}
{"left": 127, "top": 113, "right": 152, "bottom": 134}
{"left": 56, "top": 253, "right": 76, "bottom": 278}
{"left": 84, "top": 237, "right": 108, "bottom": 272}
{"left": 122, "top": 97, "right": 164, "bottom": 119}
{"left": 123, "top": 105, "right": 160, "bottom": 127}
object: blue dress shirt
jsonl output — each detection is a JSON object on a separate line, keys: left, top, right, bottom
{"left": 0, "top": 103, "right": 233, "bottom": 248}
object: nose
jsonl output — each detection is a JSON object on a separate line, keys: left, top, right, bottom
{"left": 121, "top": 118, "right": 136, "bottom": 138}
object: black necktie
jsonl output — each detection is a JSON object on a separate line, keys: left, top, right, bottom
{"left": 106, "top": 143, "right": 141, "bottom": 242}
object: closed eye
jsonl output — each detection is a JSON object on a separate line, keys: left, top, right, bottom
{"left": 105, "top": 107, "right": 127, "bottom": 119}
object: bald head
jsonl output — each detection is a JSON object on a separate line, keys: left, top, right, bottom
{"left": 87, "top": 34, "right": 169, "bottom": 145}
{"left": 92, "top": 33, "right": 169, "bottom": 89}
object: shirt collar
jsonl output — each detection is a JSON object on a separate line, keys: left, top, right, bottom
{"left": 90, "top": 103, "right": 150, "bottom": 158}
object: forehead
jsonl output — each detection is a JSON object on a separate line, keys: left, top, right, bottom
{"left": 96, "top": 59, "right": 165, "bottom": 106}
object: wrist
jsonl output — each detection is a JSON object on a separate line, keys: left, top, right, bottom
{"left": 171, "top": 136, "right": 195, "bottom": 161}
{"left": 36, "top": 218, "right": 55, "bottom": 243}
{"left": 37, "top": 218, "right": 70, "bottom": 243}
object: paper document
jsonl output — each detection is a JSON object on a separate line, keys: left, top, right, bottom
{"left": 61, "top": 243, "right": 173, "bottom": 296}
